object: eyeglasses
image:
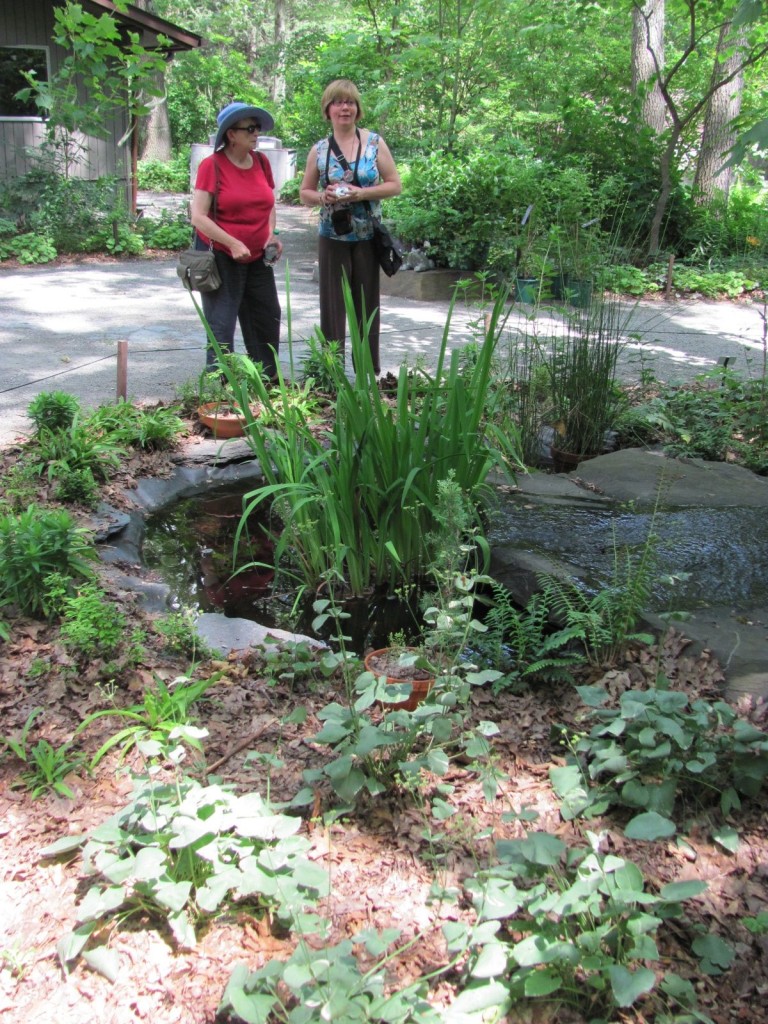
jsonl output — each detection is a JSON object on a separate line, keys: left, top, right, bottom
{"left": 233, "top": 123, "right": 261, "bottom": 134}
{"left": 331, "top": 99, "right": 356, "bottom": 107}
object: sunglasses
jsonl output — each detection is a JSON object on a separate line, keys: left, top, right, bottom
{"left": 233, "top": 123, "right": 261, "bottom": 134}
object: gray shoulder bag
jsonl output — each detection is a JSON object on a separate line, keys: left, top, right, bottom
{"left": 177, "top": 158, "right": 222, "bottom": 292}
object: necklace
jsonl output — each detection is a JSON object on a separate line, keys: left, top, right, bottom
{"left": 336, "top": 129, "right": 361, "bottom": 164}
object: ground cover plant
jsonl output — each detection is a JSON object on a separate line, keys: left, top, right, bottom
{"left": 1, "top": 573, "right": 766, "bottom": 1023}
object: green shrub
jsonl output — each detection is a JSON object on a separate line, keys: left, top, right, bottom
{"left": 27, "top": 391, "right": 81, "bottom": 433}
{"left": 30, "top": 417, "right": 125, "bottom": 494}
{"left": 59, "top": 582, "right": 127, "bottom": 661}
{"left": 278, "top": 175, "right": 302, "bottom": 205}
{"left": 629, "top": 366, "right": 768, "bottom": 469}
{"left": 0, "top": 505, "right": 97, "bottom": 618}
{"left": 34, "top": 174, "right": 132, "bottom": 254}
{"left": 553, "top": 684, "right": 768, "bottom": 833}
{"left": 601, "top": 264, "right": 656, "bottom": 296}
{"left": 0, "top": 232, "right": 57, "bottom": 264}
{"left": 137, "top": 150, "right": 191, "bottom": 193}
{"left": 0, "top": 462, "right": 40, "bottom": 514}
{"left": 457, "top": 831, "right": 713, "bottom": 1021}
{"left": 48, "top": 775, "right": 328, "bottom": 977}
{"left": 53, "top": 466, "right": 100, "bottom": 507}
{"left": 391, "top": 150, "right": 543, "bottom": 270}
{"left": 220, "top": 933, "right": 433, "bottom": 1024}
{"left": 671, "top": 265, "right": 759, "bottom": 298}
{"left": 0, "top": 167, "right": 145, "bottom": 256}
{"left": 138, "top": 211, "right": 190, "bottom": 251}
{"left": 154, "top": 610, "right": 214, "bottom": 660}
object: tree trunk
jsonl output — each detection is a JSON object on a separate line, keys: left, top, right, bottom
{"left": 134, "top": 0, "right": 172, "bottom": 162}
{"left": 271, "top": 0, "right": 287, "bottom": 106}
{"left": 693, "top": 22, "right": 747, "bottom": 205}
{"left": 631, "top": 0, "right": 666, "bottom": 134}
{"left": 648, "top": 128, "right": 679, "bottom": 255}
{"left": 139, "top": 87, "right": 173, "bottom": 162}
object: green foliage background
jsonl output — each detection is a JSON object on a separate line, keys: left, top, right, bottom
{"left": 141, "top": 0, "right": 768, "bottom": 269}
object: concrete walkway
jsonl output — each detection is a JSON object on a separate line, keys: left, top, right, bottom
{"left": 0, "top": 201, "right": 766, "bottom": 447}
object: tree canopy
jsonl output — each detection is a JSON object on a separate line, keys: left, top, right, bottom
{"left": 146, "top": 0, "right": 768, "bottom": 259}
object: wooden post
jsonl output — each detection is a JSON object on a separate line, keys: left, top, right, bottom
{"left": 117, "top": 340, "right": 128, "bottom": 401}
{"left": 484, "top": 312, "right": 492, "bottom": 338}
{"left": 665, "top": 254, "right": 675, "bottom": 300}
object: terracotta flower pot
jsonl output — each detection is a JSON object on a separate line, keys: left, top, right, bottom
{"left": 550, "top": 446, "right": 584, "bottom": 473}
{"left": 197, "top": 402, "right": 259, "bottom": 439}
{"left": 364, "top": 647, "right": 434, "bottom": 711}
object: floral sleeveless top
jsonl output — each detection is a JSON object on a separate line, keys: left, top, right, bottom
{"left": 316, "top": 131, "right": 382, "bottom": 242}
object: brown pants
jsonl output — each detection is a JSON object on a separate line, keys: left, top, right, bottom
{"left": 318, "top": 235, "right": 381, "bottom": 374}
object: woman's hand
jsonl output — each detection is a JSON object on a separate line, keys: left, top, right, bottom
{"left": 324, "top": 183, "right": 357, "bottom": 205}
{"left": 266, "top": 234, "right": 283, "bottom": 261}
{"left": 229, "top": 239, "right": 251, "bottom": 261}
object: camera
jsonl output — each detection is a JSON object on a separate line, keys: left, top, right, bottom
{"left": 331, "top": 206, "right": 354, "bottom": 235}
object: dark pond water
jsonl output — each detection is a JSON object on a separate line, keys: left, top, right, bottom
{"left": 489, "top": 500, "right": 768, "bottom": 610}
{"left": 142, "top": 481, "right": 768, "bottom": 660}
{"left": 142, "top": 487, "right": 422, "bottom": 655}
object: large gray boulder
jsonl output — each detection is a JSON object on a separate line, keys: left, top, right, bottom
{"left": 489, "top": 449, "right": 768, "bottom": 699}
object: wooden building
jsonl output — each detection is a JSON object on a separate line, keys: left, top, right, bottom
{"left": 0, "top": 0, "right": 201, "bottom": 206}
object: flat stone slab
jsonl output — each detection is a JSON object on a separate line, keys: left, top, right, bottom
{"left": 380, "top": 269, "right": 483, "bottom": 301}
{"left": 572, "top": 448, "right": 768, "bottom": 507}
{"left": 491, "top": 449, "right": 768, "bottom": 699}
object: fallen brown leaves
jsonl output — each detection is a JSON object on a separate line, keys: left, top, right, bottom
{"left": 0, "top": 574, "right": 767, "bottom": 1024}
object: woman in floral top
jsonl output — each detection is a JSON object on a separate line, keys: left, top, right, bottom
{"left": 300, "top": 79, "right": 401, "bottom": 376}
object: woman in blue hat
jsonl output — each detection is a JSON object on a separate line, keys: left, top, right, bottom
{"left": 191, "top": 102, "right": 283, "bottom": 375}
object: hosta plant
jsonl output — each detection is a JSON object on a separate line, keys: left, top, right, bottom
{"left": 452, "top": 830, "right": 715, "bottom": 1022}
{"left": 551, "top": 684, "right": 768, "bottom": 836}
{"left": 220, "top": 930, "right": 440, "bottom": 1024}
{"left": 44, "top": 775, "right": 329, "bottom": 980}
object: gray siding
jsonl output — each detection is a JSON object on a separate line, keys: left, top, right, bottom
{"left": 0, "top": 0, "right": 130, "bottom": 185}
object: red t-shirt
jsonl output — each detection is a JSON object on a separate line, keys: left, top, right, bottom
{"left": 195, "top": 152, "right": 275, "bottom": 263}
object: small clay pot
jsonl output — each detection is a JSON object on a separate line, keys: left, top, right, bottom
{"left": 197, "top": 402, "right": 259, "bottom": 439}
{"left": 364, "top": 647, "right": 434, "bottom": 711}
{"left": 550, "top": 446, "right": 584, "bottom": 473}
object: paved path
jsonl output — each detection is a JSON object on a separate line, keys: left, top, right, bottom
{"left": 1, "top": 200, "right": 766, "bottom": 447}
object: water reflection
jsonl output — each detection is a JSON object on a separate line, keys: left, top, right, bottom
{"left": 142, "top": 487, "right": 422, "bottom": 654}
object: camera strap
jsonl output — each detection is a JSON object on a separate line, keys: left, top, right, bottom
{"left": 325, "top": 130, "right": 362, "bottom": 186}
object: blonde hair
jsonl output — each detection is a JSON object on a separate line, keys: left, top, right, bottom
{"left": 320, "top": 79, "right": 363, "bottom": 121}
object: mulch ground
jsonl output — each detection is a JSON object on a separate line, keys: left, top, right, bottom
{"left": 1, "top": 437, "right": 768, "bottom": 1024}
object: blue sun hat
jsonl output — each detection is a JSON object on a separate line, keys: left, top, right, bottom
{"left": 213, "top": 102, "right": 275, "bottom": 151}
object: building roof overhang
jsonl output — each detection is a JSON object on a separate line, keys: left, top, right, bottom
{"left": 82, "top": 0, "right": 202, "bottom": 53}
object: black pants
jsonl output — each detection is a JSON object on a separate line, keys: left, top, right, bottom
{"left": 318, "top": 236, "right": 380, "bottom": 374}
{"left": 200, "top": 248, "right": 281, "bottom": 375}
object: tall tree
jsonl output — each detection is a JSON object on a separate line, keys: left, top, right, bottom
{"left": 272, "top": 0, "right": 287, "bottom": 105}
{"left": 631, "top": 0, "right": 666, "bottom": 133}
{"left": 693, "top": 21, "right": 748, "bottom": 203}
{"left": 633, "top": 0, "right": 768, "bottom": 254}
{"left": 135, "top": 0, "right": 173, "bottom": 161}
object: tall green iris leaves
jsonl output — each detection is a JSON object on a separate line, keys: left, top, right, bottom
{"left": 222, "top": 284, "right": 523, "bottom": 597}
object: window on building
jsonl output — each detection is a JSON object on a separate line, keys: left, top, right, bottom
{"left": 0, "top": 47, "right": 48, "bottom": 118}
